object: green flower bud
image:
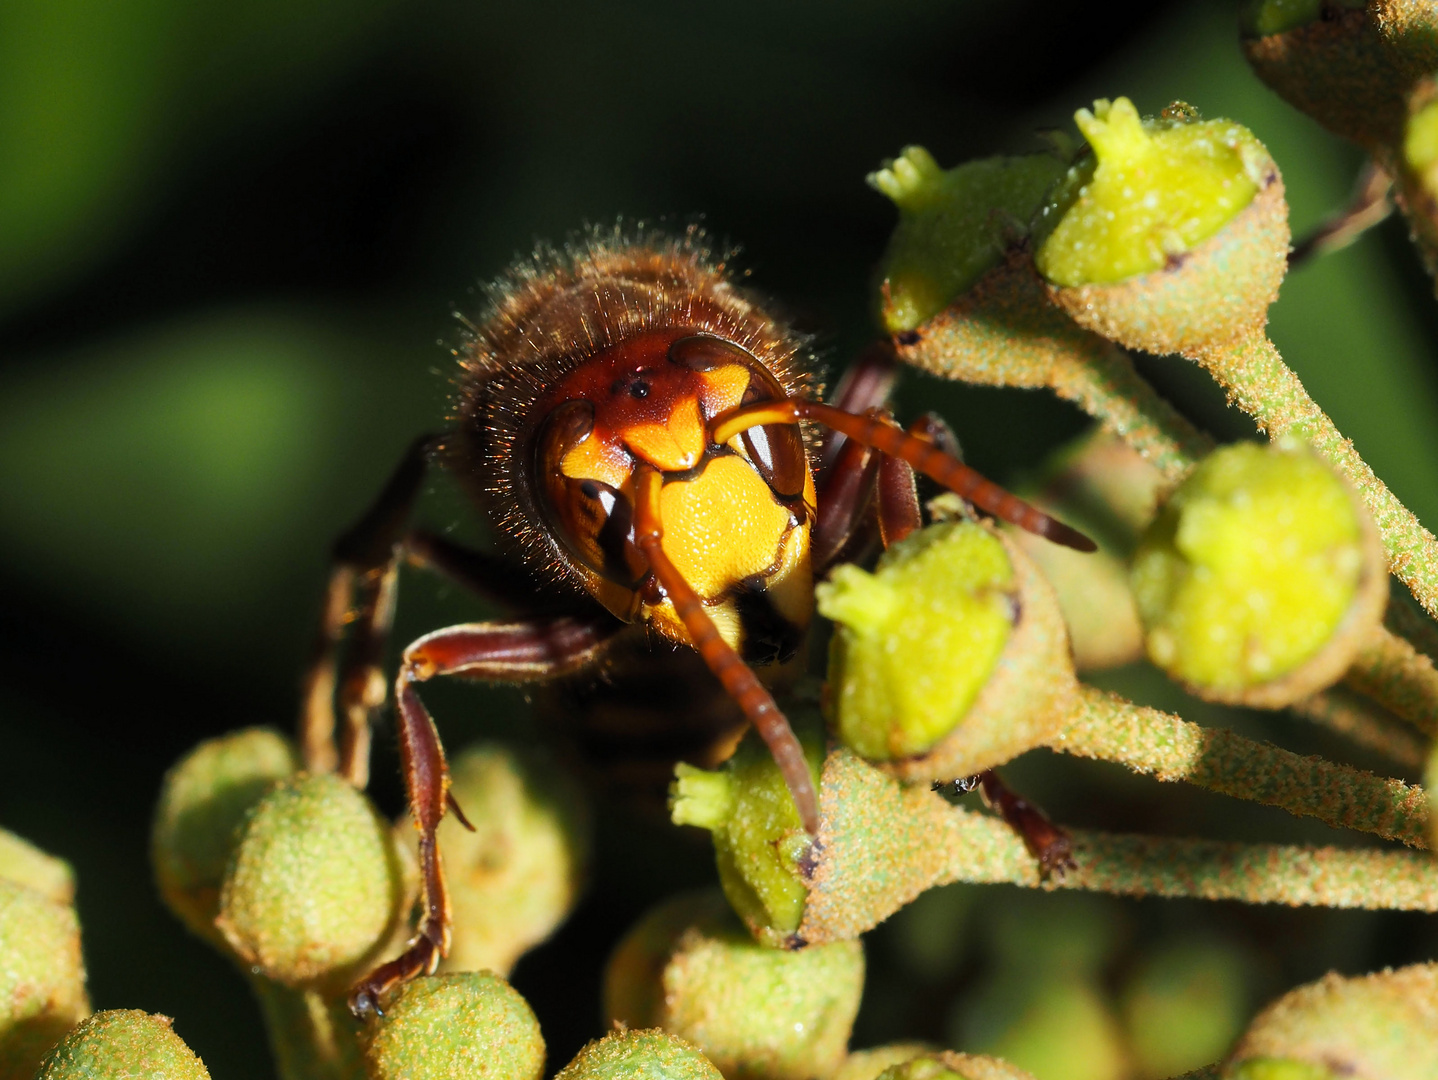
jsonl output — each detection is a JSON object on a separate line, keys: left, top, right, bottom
{"left": 1224, "top": 963, "right": 1438, "bottom": 1080}
{"left": 1397, "top": 78, "right": 1438, "bottom": 268}
{"left": 1240, "top": 0, "right": 1361, "bottom": 39}
{"left": 0, "top": 828, "right": 74, "bottom": 905}
{"left": 1242, "top": 2, "right": 1406, "bottom": 153}
{"left": 35, "top": 1010, "right": 209, "bottom": 1080}
{"left": 869, "top": 146, "right": 1069, "bottom": 332}
{"left": 362, "top": 973, "right": 545, "bottom": 1080}
{"left": 1131, "top": 440, "right": 1385, "bottom": 707}
{"left": 669, "top": 710, "right": 823, "bottom": 944}
{"left": 555, "top": 1031, "right": 724, "bottom": 1080}
{"left": 604, "top": 890, "right": 864, "bottom": 1080}
{"left": 394, "top": 742, "right": 590, "bottom": 977}
{"left": 0, "top": 880, "right": 89, "bottom": 1080}
{"left": 1120, "top": 940, "right": 1251, "bottom": 1079}
{"left": 818, "top": 522, "right": 1076, "bottom": 784}
{"left": 833, "top": 1045, "right": 935, "bottom": 1080}
{"left": 1037, "top": 98, "right": 1260, "bottom": 287}
{"left": 877, "top": 1052, "right": 1039, "bottom": 1080}
{"left": 952, "top": 974, "right": 1126, "bottom": 1080}
{"left": 152, "top": 727, "right": 298, "bottom": 942}
{"left": 1039, "top": 99, "right": 1288, "bottom": 355}
{"left": 216, "top": 773, "right": 408, "bottom": 988}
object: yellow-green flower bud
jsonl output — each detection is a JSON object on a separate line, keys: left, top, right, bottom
{"left": 362, "top": 973, "right": 545, "bottom": 1080}
{"left": 820, "top": 523, "right": 1014, "bottom": 759}
{"left": 1119, "top": 940, "right": 1250, "bottom": 1079}
{"left": 1397, "top": 78, "right": 1438, "bottom": 268}
{"left": 0, "top": 828, "right": 74, "bottom": 905}
{"left": 870, "top": 146, "right": 1069, "bottom": 333}
{"left": 216, "top": 773, "right": 408, "bottom": 988}
{"left": 953, "top": 973, "right": 1126, "bottom": 1080}
{"left": 1131, "top": 440, "right": 1385, "bottom": 707}
{"left": 556, "top": 1031, "right": 723, "bottom": 1080}
{"left": 35, "top": 1010, "right": 209, "bottom": 1080}
{"left": 833, "top": 1045, "right": 935, "bottom": 1080}
{"left": 1037, "top": 98, "right": 1261, "bottom": 287}
{"left": 669, "top": 711, "right": 823, "bottom": 944}
{"left": 1224, "top": 963, "right": 1438, "bottom": 1080}
{"left": 394, "top": 742, "right": 590, "bottom": 977}
{"left": 1039, "top": 99, "right": 1288, "bottom": 355}
{"left": 152, "top": 727, "right": 298, "bottom": 942}
{"left": 1240, "top": 0, "right": 1359, "bottom": 39}
{"left": 818, "top": 522, "right": 1075, "bottom": 785}
{"left": 0, "top": 879, "right": 89, "bottom": 1080}
{"left": 604, "top": 890, "right": 864, "bottom": 1080}
{"left": 877, "top": 1052, "right": 1039, "bottom": 1080}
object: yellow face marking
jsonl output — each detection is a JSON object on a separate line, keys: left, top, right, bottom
{"left": 559, "top": 430, "right": 632, "bottom": 490}
{"left": 623, "top": 395, "right": 707, "bottom": 472}
{"left": 697, "top": 364, "right": 751, "bottom": 417}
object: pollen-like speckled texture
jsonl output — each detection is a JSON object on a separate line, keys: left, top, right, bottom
{"left": 215, "top": 773, "right": 408, "bottom": 988}
{"left": 0, "top": 879, "right": 90, "bottom": 1080}
{"left": 151, "top": 727, "right": 298, "bottom": 943}
{"left": 363, "top": 973, "right": 546, "bottom": 1080}
{"left": 1131, "top": 440, "right": 1384, "bottom": 707}
{"left": 1226, "top": 963, "right": 1438, "bottom": 1080}
{"left": 35, "top": 1010, "right": 210, "bottom": 1080}
{"left": 603, "top": 889, "right": 864, "bottom": 1080}
{"left": 451, "top": 225, "right": 818, "bottom": 593}
{"left": 555, "top": 1029, "right": 725, "bottom": 1080}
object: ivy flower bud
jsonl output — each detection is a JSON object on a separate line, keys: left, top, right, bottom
{"left": 817, "top": 521, "right": 1075, "bottom": 784}
{"left": 1242, "top": 0, "right": 1403, "bottom": 152}
{"left": 869, "top": 146, "right": 1069, "bottom": 333}
{"left": 35, "top": 1011, "right": 209, "bottom": 1080}
{"left": 151, "top": 727, "right": 298, "bottom": 943}
{"left": 215, "top": 773, "right": 409, "bottom": 989}
{"left": 362, "top": 973, "right": 545, "bottom": 1080}
{"left": 0, "top": 879, "right": 89, "bottom": 1079}
{"left": 670, "top": 710, "right": 824, "bottom": 944}
{"left": 1225, "top": 962, "right": 1438, "bottom": 1080}
{"left": 555, "top": 1030, "right": 724, "bottom": 1080}
{"left": 1130, "top": 440, "right": 1385, "bottom": 708}
{"left": 833, "top": 1045, "right": 936, "bottom": 1080}
{"left": 1119, "top": 939, "right": 1251, "bottom": 1079}
{"left": 875, "top": 1052, "right": 1039, "bottom": 1080}
{"left": 0, "top": 828, "right": 74, "bottom": 905}
{"left": 1397, "top": 77, "right": 1438, "bottom": 266}
{"left": 1037, "top": 98, "right": 1288, "bottom": 355}
{"left": 604, "top": 890, "right": 865, "bottom": 1080}
{"left": 394, "top": 742, "right": 590, "bottom": 977}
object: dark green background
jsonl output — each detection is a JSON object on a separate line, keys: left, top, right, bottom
{"left": 2, "top": 1, "right": 1436, "bottom": 1076}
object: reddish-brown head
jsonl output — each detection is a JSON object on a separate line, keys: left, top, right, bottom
{"left": 452, "top": 228, "right": 818, "bottom": 655}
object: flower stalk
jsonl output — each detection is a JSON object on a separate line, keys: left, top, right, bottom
{"left": 795, "top": 746, "right": 1438, "bottom": 946}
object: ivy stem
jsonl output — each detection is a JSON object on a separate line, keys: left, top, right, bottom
{"left": 1344, "top": 622, "right": 1438, "bottom": 738}
{"left": 898, "top": 258, "right": 1211, "bottom": 488}
{"left": 1191, "top": 331, "right": 1438, "bottom": 621}
{"left": 1047, "top": 339, "right": 1212, "bottom": 485}
{"left": 1050, "top": 686, "right": 1429, "bottom": 848}
{"left": 797, "top": 747, "right": 1438, "bottom": 945}
{"left": 250, "top": 979, "right": 365, "bottom": 1080}
{"left": 1288, "top": 689, "right": 1428, "bottom": 771}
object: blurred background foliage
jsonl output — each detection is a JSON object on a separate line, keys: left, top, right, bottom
{"left": 1, "top": 0, "right": 1436, "bottom": 1077}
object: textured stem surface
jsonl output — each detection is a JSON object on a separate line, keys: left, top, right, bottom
{"left": 1050, "top": 686, "right": 1429, "bottom": 848}
{"left": 1346, "top": 623, "right": 1438, "bottom": 738}
{"left": 1049, "top": 340, "right": 1212, "bottom": 485}
{"left": 1195, "top": 333, "right": 1438, "bottom": 620}
{"left": 1289, "top": 690, "right": 1428, "bottom": 771}
{"left": 797, "top": 748, "right": 1438, "bottom": 944}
